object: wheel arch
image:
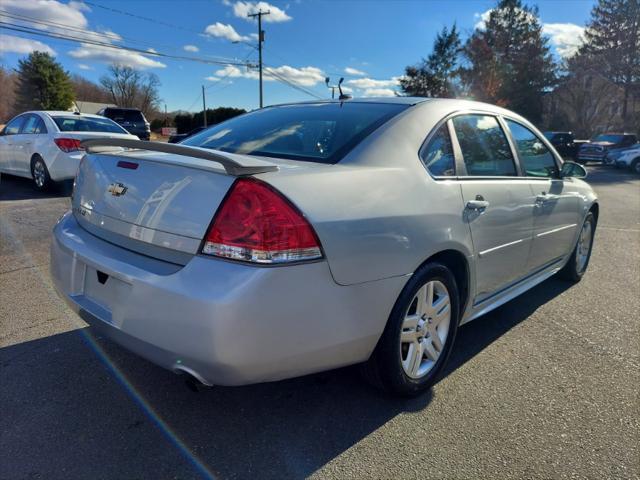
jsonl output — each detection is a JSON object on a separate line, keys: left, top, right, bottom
{"left": 589, "top": 201, "right": 599, "bottom": 222}
{"left": 415, "top": 249, "right": 470, "bottom": 317}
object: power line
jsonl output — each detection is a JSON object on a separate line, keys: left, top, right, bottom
{"left": 247, "top": 9, "right": 270, "bottom": 108}
{"left": 0, "top": 22, "right": 254, "bottom": 68}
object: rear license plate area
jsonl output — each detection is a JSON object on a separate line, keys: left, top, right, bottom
{"left": 84, "top": 266, "right": 130, "bottom": 325}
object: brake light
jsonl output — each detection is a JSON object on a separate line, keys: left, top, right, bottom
{"left": 203, "top": 178, "right": 322, "bottom": 264}
{"left": 54, "top": 138, "right": 84, "bottom": 152}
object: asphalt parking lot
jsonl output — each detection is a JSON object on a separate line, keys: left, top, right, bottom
{"left": 1, "top": 167, "right": 638, "bottom": 480}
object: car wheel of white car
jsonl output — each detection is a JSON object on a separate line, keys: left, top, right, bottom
{"left": 559, "top": 212, "right": 596, "bottom": 282}
{"left": 362, "top": 261, "right": 460, "bottom": 397}
{"left": 31, "top": 155, "right": 51, "bottom": 191}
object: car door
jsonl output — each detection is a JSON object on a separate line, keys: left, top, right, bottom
{"left": 503, "top": 119, "right": 579, "bottom": 271}
{"left": 0, "top": 115, "right": 27, "bottom": 174}
{"left": 12, "top": 114, "right": 41, "bottom": 175}
{"left": 451, "top": 114, "right": 536, "bottom": 304}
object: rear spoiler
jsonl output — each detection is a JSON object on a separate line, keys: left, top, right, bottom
{"left": 80, "top": 138, "right": 279, "bottom": 176}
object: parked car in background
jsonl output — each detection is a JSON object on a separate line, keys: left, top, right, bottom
{"left": 50, "top": 98, "right": 598, "bottom": 396}
{"left": 543, "top": 131, "right": 588, "bottom": 159}
{"left": 168, "top": 126, "right": 208, "bottom": 144}
{"left": 578, "top": 133, "right": 637, "bottom": 164}
{"left": 614, "top": 144, "right": 640, "bottom": 173}
{"left": 605, "top": 142, "right": 639, "bottom": 166}
{"left": 0, "top": 111, "right": 137, "bottom": 190}
{"left": 97, "top": 107, "right": 151, "bottom": 140}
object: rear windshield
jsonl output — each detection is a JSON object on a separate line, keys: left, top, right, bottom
{"left": 53, "top": 116, "right": 127, "bottom": 133}
{"left": 105, "top": 109, "right": 145, "bottom": 122}
{"left": 592, "top": 134, "right": 624, "bottom": 143}
{"left": 181, "top": 102, "right": 409, "bottom": 163}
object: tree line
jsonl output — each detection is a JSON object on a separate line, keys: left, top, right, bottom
{"left": 400, "top": 0, "right": 639, "bottom": 135}
{"left": 0, "top": 53, "right": 243, "bottom": 132}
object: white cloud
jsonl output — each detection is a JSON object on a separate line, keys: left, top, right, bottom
{"left": 184, "top": 44, "right": 199, "bottom": 52}
{"left": 346, "top": 77, "right": 400, "bottom": 89}
{"left": 344, "top": 67, "right": 366, "bottom": 76}
{"left": 212, "top": 64, "right": 325, "bottom": 87}
{"left": 362, "top": 88, "right": 397, "bottom": 97}
{"left": 77, "top": 63, "right": 93, "bottom": 70}
{"left": 227, "top": 1, "right": 292, "bottom": 22}
{"left": 473, "top": 10, "right": 492, "bottom": 30}
{"left": 543, "top": 23, "right": 585, "bottom": 58}
{"left": 69, "top": 44, "right": 166, "bottom": 69}
{"left": 0, "top": 0, "right": 162, "bottom": 69}
{"left": 0, "top": 34, "right": 55, "bottom": 55}
{"left": 204, "top": 22, "right": 250, "bottom": 42}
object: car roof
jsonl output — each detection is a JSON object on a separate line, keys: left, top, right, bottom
{"left": 28, "top": 111, "right": 106, "bottom": 119}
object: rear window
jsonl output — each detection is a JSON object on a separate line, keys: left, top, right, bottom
{"left": 181, "top": 102, "right": 409, "bottom": 163}
{"left": 53, "top": 116, "right": 127, "bottom": 133}
{"left": 105, "top": 109, "right": 145, "bottom": 122}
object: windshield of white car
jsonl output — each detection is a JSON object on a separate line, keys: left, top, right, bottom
{"left": 52, "top": 116, "right": 128, "bottom": 134}
{"left": 181, "top": 102, "right": 410, "bottom": 163}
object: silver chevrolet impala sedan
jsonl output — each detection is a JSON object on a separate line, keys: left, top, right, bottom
{"left": 50, "top": 98, "right": 598, "bottom": 396}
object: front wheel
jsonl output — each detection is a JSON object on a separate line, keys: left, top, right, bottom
{"left": 362, "top": 262, "right": 460, "bottom": 397}
{"left": 558, "top": 212, "right": 596, "bottom": 282}
{"left": 631, "top": 159, "right": 640, "bottom": 175}
{"left": 31, "top": 156, "right": 52, "bottom": 191}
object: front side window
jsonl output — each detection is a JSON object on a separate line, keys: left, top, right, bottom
{"left": 183, "top": 102, "right": 409, "bottom": 164}
{"left": 420, "top": 124, "right": 455, "bottom": 176}
{"left": 506, "top": 120, "right": 558, "bottom": 178}
{"left": 21, "top": 115, "right": 41, "bottom": 134}
{"left": 452, "top": 114, "right": 516, "bottom": 176}
{"left": 52, "top": 116, "right": 127, "bottom": 134}
{"left": 3, "top": 116, "right": 26, "bottom": 135}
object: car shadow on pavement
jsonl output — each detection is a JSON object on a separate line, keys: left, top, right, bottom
{"left": 583, "top": 165, "right": 639, "bottom": 185}
{"left": 0, "top": 276, "right": 574, "bottom": 480}
{"left": 0, "top": 174, "right": 73, "bottom": 201}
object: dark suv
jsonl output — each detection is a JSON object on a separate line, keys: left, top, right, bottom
{"left": 97, "top": 107, "right": 150, "bottom": 140}
{"left": 578, "top": 133, "right": 637, "bottom": 164}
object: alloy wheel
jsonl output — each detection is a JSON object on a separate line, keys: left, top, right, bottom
{"left": 575, "top": 218, "right": 593, "bottom": 273}
{"left": 33, "top": 160, "right": 46, "bottom": 188}
{"left": 400, "top": 280, "right": 451, "bottom": 379}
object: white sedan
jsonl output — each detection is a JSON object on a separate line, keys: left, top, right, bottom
{"left": 0, "top": 111, "right": 138, "bottom": 190}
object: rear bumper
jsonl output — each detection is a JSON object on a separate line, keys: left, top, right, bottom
{"left": 50, "top": 212, "right": 405, "bottom": 386}
{"left": 48, "top": 151, "right": 83, "bottom": 181}
{"left": 578, "top": 152, "right": 605, "bottom": 163}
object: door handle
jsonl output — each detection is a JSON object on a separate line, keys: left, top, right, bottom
{"left": 466, "top": 200, "right": 490, "bottom": 211}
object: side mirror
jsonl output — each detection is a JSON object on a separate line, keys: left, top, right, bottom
{"left": 560, "top": 161, "right": 587, "bottom": 179}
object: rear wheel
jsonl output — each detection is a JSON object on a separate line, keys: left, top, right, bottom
{"left": 631, "top": 158, "right": 640, "bottom": 175}
{"left": 31, "top": 155, "right": 51, "bottom": 191}
{"left": 558, "top": 212, "right": 596, "bottom": 282}
{"left": 362, "top": 262, "right": 460, "bottom": 397}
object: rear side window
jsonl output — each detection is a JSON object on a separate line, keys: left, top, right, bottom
{"left": 506, "top": 120, "right": 558, "bottom": 178}
{"left": 105, "top": 109, "right": 145, "bottom": 122}
{"left": 182, "top": 102, "right": 409, "bottom": 164}
{"left": 53, "top": 116, "right": 127, "bottom": 133}
{"left": 420, "top": 124, "right": 455, "bottom": 176}
{"left": 21, "top": 115, "right": 47, "bottom": 134}
{"left": 3, "top": 116, "right": 25, "bottom": 135}
{"left": 452, "top": 115, "right": 516, "bottom": 176}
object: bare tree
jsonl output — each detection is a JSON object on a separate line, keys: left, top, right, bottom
{"left": 100, "top": 65, "right": 161, "bottom": 116}
{"left": 71, "top": 74, "right": 110, "bottom": 103}
{"left": 0, "top": 66, "right": 18, "bottom": 122}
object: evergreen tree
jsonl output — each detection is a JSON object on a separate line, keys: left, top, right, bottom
{"left": 461, "top": 0, "right": 556, "bottom": 122}
{"left": 400, "top": 25, "right": 462, "bottom": 98}
{"left": 16, "top": 52, "right": 74, "bottom": 111}
{"left": 580, "top": 0, "right": 640, "bottom": 128}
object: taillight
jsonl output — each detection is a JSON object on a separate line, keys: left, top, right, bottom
{"left": 54, "top": 138, "right": 84, "bottom": 152}
{"left": 202, "top": 178, "right": 323, "bottom": 264}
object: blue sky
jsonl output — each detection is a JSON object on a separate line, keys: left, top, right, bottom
{"left": 0, "top": 0, "right": 594, "bottom": 112}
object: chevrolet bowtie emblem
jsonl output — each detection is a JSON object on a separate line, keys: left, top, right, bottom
{"left": 108, "top": 182, "right": 128, "bottom": 197}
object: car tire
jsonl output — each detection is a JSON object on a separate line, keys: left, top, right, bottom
{"left": 362, "top": 262, "right": 460, "bottom": 397}
{"left": 631, "top": 158, "right": 640, "bottom": 175}
{"left": 558, "top": 212, "right": 596, "bottom": 283}
{"left": 30, "top": 155, "right": 52, "bottom": 191}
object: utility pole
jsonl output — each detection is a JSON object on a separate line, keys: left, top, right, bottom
{"left": 201, "top": 85, "right": 207, "bottom": 127}
{"left": 247, "top": 9, "right": 270, "bottom": 108}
